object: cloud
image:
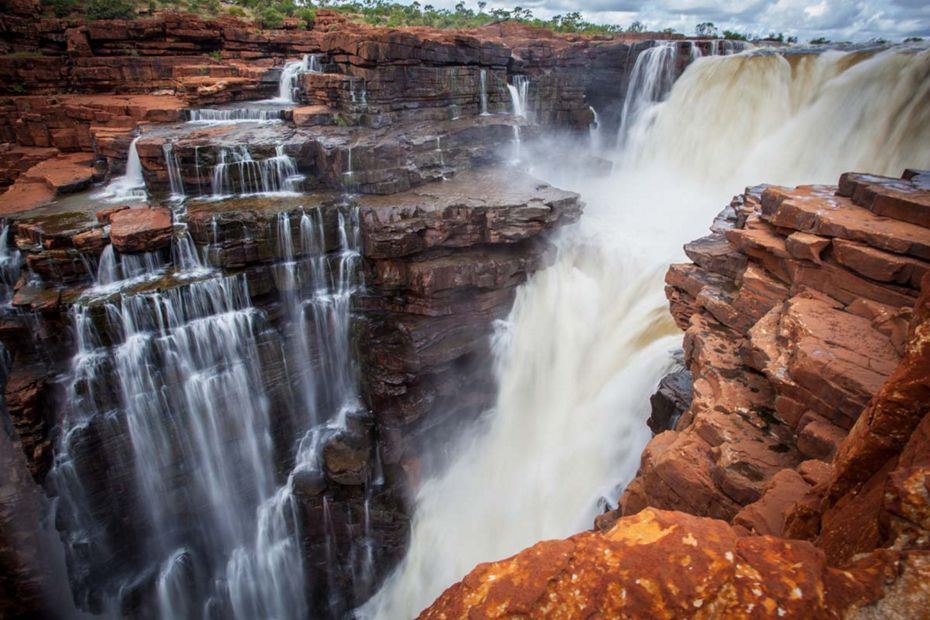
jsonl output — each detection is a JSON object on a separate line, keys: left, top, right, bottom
{"left": 425, "top": 0, "right": 930, "bottom": 41}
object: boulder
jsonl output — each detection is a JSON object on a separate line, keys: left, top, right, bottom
{"left": 108, "top": 207, "right": 173, "bottom": 253}
{"left": 421, "top": 508, "right": 918, "bottom": 619}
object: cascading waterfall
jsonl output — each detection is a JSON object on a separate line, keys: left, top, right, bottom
{"left": 362, "top": 43, "right": 930, "bottom": 618}
{"left": 479, "top": 69, "right": 489, "bottom": 116}
{"left": 98, "top": 136, "right": 146, "bottom": 202}
{"left": 222, "top": 206, "right": 363, "bottom": 620}
{"left": 0, "top": 223, "right": 22, "bottom": 308}
{"left": 506, "top": 75, "right": 529, "bottom": 118}
{"left": 273, "top": 54, "right": 322, "bottom": 103}
{"left": 616, "top": 42, "right": 681, "bottom": 146}
{"left": 588, "top": 105, "right": 602, "bottom": 151}
{"left": 92, "top": 244, "right": 166, "bottom": 289}
{"left": 163, "top": 143, "right": 186, "bottom": 199}
{"left": 51, "top": 206, "right": 365, "bottom": 619}
{"left": 188, "top": 108, "right": 284, "bottom": 123}
{"left": 616, "top": 39, "right": 746, "bottom": 147}
{"left": 210, "top": 145, "right": 303, "bottom": 197}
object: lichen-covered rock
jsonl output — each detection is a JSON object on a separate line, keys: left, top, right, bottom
{"left": 421, "top": 508, "right": 923, "bottom": 620}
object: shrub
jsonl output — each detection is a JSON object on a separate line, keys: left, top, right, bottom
{"left": 296, "top": 6, "right": 315, "bottom": 28}
{"left": 226, "top": 5, "right": 246, "bottom": 16}
{"left": 86, "top": 0, "right": 137, "bottom": 19}
{"left": 45, "top": 0, "right": 79, "bottom": 17}
{"left": 260, "top": 6, "right": 284, "bottom": 27}
{"left": 185, "top": 0, "right": 219, "bottom": 14}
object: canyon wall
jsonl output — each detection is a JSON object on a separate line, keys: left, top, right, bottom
{"left": 422, "top": 169, "right": 930, "bottom": 617}
{"left": 0, "top": 10, "right": 617, "bottom": 617}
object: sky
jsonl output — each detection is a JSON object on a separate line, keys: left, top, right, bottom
{"left": 415, "top": 0, "right": 930, "bottom": 42}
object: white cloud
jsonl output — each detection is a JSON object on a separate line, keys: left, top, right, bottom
{"left": 419, "top": 0, "right": 930, "bottom": 41}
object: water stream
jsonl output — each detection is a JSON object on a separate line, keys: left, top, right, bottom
{"left": 362, "top": 43, "right": 930, "bottom": 619}
{"left": 50, "top": 205, "right": 366, "bottom": 618}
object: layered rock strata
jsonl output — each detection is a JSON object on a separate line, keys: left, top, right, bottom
{"left": 421, "top": 169, "right": 930, "bottom": 617}
{"left": 623, "top": 170, "right": 929, "bottom": 525}
{"left": 355, "top": 171, "right": 581, "bottom": 468}
{"left": 0, "top": 167, "right": 581, "bottom": 616}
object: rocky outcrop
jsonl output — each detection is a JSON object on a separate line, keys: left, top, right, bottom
{"left": 624, "top": 170, "right": 929, "bottom": 524}
{"left": 0, "top": 164, "right": 581, "bottom": 617}
{"left": 108, "top": 206, "right": 173, "bottom": 252}
{"left": 422, "top": 170, "right": 930, "bottom": 618}
{"left": 423, "top": 506, "right": 930, "bottom": 618}
{"left": 356, "top": 170, "right": 581, "bottom": 467}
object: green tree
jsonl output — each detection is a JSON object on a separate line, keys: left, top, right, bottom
{"left": 626, "top": 20, "right": 645, "bottom": 33}
{"left": 260, "top": 6, "right": 284, "bottom": 26}
{"left": 86, "top": 0, "right": 136, "bottom": 19}
{"left": 695, "top": 21, "right": 716, "bottom": 37}
{"left": 722, "top": 30, "right": 747, "bottom": 41}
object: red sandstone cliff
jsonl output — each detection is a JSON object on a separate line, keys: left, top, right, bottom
{"left": 421, "top": 170, "right": 930, "bottom": 617}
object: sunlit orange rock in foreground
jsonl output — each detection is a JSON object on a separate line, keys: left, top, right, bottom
{"left": 420, "top": 507, "right": 929, "bottom": 619}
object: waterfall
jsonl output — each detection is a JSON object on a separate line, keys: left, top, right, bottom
{"left": 616, "top": 42, "right": 680, "bottom": 145}
{"left": 188, "top": 108, "right": 283, "bottom": 123}
{"left": 163, "top": 143, "right": 186, "bottom": 199}
{"left": 435, "top": 137, "right": 447, "bottom": 180}
{"left": 507, "top": 75, "right": 529, "bottom": 118}
{"left": 617, "top": 40, "right": 752, "bottom": 147}
{"left": 98, "top": 136, "right": 146, "bottom": 202}
{"left": 210, "top": 145, "right": 303, "bottom": 197}
{"left": 273, "top": 54, "right": 321, "bottom": 103}
{"left": 52, "top": 206, "right": 364, "bottom": 618}
{"left": 362, "top": 44, "right": 930, "bottom": 619}
{"left": 588, "top": 106, "right": 601, "bottom": 151}
{"left": 0, "top": 223, "right": 22, "bottom": 308}
{"left": 349, "top": 79, "right": 368, "bottom": 109}
{"left": 479, "top": 69, "right": 489, "bottom": 116}
{"left": 225, "top": 207, "right": 363, "bottom": 619}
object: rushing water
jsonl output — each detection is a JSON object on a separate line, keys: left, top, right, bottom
{"left": 50, "top": 205, "right": 364, "bottom": 618}
{"left": 271, "top": 54, "right": 323, "bottom": 104}
{"left": 362, "top": 43, "right": 930, "bottom": 618}
{"left": 478, "top": 69, "right": 489, "bottom": 116}
{"left": 210, "top": 145, "right": 303, "bottom": 197}
{"left": 98, "top": 136, "right": 146, "bottom": 202}
{"left": 188, "top": 108, "right": 284, "bottom": 124}
{"left": 617, "top": 39, "right": 747, "bottom": 147}
{"left": 507, "top": 75, "right": 529, "bottom": 118}
{"left": 0, "top": 223, "right": 22, "bottom": 308}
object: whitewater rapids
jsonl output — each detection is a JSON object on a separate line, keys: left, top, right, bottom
{"left": 362, "top": 44, "right": 930, "bottom": 618}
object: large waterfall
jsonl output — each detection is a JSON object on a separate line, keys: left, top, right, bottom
{"left": 362, "top": 44, "right": 930, "bottom": 618}
{"left": 50, "top": 206, "right": 364, "bottom": 618}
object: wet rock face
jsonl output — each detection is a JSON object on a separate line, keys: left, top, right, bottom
{"left": 647, "top": 352, "right": 691, "bottom": 434}
{"left": 0, "top": 160, "right": 580, "bottom": 617}
{"left": 134, "top": 116, "right": 520, "bottom": 198}
{"left": 355, "top": 170, "right": 581, "bottom": 466}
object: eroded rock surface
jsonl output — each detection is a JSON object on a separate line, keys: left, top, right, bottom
{"left": 424, "top": 170, "right": 930, "bottom": 618}
{"left": 423, "top": 508, "right": 930, "bottom": 619}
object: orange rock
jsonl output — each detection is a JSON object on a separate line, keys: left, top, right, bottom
{"left": 421, "top": 508, "right": 906, "bottom": 619}
{"left": 108, "top": 207, "right": 173, "bottom": 253}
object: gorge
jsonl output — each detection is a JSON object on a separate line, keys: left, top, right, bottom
{"left": 1, "top": 3, "right": 929, "bottom": 619}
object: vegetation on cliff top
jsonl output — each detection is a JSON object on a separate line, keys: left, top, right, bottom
{"left": 40, "top": 0, "right": 669, "bottom": 35}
